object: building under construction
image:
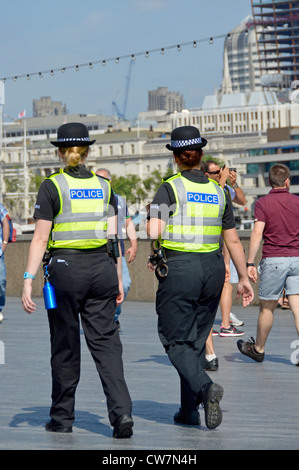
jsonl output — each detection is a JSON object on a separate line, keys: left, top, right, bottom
{"left": 250, "top": 0, "right": 299, "bottom": 88}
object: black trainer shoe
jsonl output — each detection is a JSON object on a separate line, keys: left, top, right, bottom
{"left": 174, "top": 408, "right": 200, "bottom": 425}
{"left": 237, "top": 337, "right": 265, "bottom": 362}
{"left": 45, "top": 420, "right": 72, "bottom": 433}
{"left": 219, "top": 326, "right": 244, "bottom": 337}
{"left": 205, "top": 357, "right": 219, "bottom": 371}
{"left": 200, "top": 382, "right": 223, "bottom": 429}
{"left": 113, "top": 413, "right": 134, "bottom": 438}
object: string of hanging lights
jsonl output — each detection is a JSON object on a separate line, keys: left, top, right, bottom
{"left": 0, "top": 31, "right": 243, "bottom": 82}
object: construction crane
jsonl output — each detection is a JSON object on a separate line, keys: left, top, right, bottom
{"left": 112, "top": 59, "right": 134, "bottom": 120}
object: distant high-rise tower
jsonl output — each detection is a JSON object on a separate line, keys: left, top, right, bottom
{"left": 221, "top": 15, "right": 261, "bottom": 94}
{"left": 33, "top": 96, "right": 68, "bottom": 117}
{"left": 250, "top": 0, "right": 299, "bottom": 88}
{"left": 148, "top": 87, "right": 184, "bottom": 113}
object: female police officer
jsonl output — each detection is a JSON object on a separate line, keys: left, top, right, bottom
{"left": 147, "top": 126, "right": 253, "bottom": 429}
{"left": 22, "top": 122, "right": 133, "bottom": 438}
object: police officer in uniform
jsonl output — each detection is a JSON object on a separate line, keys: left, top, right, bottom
{"left": 22, "top": 122, "right": 133, "bottom": 438}
{"left": 147, "top": 126, "right": 253, "bottom": 429}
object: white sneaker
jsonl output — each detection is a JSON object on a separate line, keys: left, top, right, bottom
{"left": 0, "top": 312, "right": 3, "bottom": 322}
{"left": 229, "top": 312, "right": 244, "bottom": 327}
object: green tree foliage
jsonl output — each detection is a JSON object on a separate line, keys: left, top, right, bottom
{"left": 110, "top": 167, "right": 174, "bottom": 207}
{"left": 111, "top": 174, "right": 147, "bottom": 205}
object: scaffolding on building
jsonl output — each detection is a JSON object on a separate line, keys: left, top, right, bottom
{"left": 250, "top": 0, "right": 299, "bottom": 88}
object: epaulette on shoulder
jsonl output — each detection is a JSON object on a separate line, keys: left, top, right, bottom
{"left": 209, "top": 178, "right": 221, "bottom": 188}
{"left": 162, "top": 173, "right": 179, "bottom": 183}
{"left": 46, "top": 170, "right": 61, "bottom": 179}
{"left": 96, "top": 174, "right": 110, "bottom": 183}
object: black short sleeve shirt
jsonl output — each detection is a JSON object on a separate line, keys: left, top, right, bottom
{"left": 33, "top": 166, "right": 118, "bottom": 221}
{"left": 147, "top": 169, "right": 235, "bottom": 230}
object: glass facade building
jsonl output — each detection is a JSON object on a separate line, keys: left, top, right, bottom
{"left": 251, "top": 0, "right": 299, "bottom": 86}
{"left": 221, "top": 16, "right": 261, "bottom": 93}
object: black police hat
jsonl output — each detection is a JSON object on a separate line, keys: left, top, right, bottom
{"left": 166, "top": 125, "right": 207, "bottom": 151}
{"left": 50, "top": 122, "right": 96, "bottom": 147}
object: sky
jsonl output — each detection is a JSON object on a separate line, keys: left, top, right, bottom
{"left": 0, "top": 0, "right": 252, "bottom": 122}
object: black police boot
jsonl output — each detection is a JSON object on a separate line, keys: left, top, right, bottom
{"left": 199, "top": 382, "right": 224, "bottom": 429}
{"left": 174, "top": 408, "right": 200, "bottom": 425}
{"left": 45, "top": 420, "right": 73, "bottom": 433}
{"left": 113, "top": 413, "right": 134, "bottom": 438}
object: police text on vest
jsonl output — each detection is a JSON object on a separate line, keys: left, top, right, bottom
{"left": 187, "top": 192, "right": 219, "bottom": 204}
{"left": 70, "top": 189, "right": 103, "bottom": 199}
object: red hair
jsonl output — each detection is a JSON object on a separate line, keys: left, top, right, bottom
{"left": 173, "top": 149, "right": 203, "bottom": 168}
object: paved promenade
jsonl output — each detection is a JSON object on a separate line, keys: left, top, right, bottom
{"left": 0, "top": 297, "right": 299, "bottom": 451}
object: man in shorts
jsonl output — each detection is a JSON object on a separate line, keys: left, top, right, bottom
{"left": 237, "top": 163, "right": 299, "bottom": 363}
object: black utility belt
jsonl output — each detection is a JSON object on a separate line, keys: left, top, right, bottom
{"left": 50, "top": 246, "right": 107, "bottom": 256}
{"left": 164, "top": 249, "right": 188, "bottom": 259}
{"left": 164, "top": 248, "right": 221, "bottom": 259}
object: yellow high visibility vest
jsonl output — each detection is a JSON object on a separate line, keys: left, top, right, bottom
{"left": 47, "top": 170, "right": 111, "bottom": 250}
{"left": 161, "top": 173, "right": 225, "bottom": 252}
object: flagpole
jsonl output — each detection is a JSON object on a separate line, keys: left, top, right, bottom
{"left": 23, "top": 119, "right": 29, "bottom": 221}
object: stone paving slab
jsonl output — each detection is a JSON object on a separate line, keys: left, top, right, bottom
{"left": 0, "top": 297, "right": 299, "bottom": 451}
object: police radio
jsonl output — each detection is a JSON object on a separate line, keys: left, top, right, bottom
{"left": 107, "top": 235, "right": 120, "bottom": 263}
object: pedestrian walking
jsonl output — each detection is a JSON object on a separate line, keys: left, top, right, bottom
{"left": 0, "top": 205, "right": 10, "bottom": 323}
{"left": 96, "top": 168, "right": 137, "bottom": 331}
{"left": 21, "top": 122, "right": 133, "bottom": 438}
{"left": 203, "top": 160, "right": 247, "bottom": 371}
{"left": 147, "top": 126, "right": 254, "bottom": 429}
{"left": 238, "top": 163, "right": 299, "bottom": 363}
{"left": 204, "top": 160, "right": 246, "bottom": 337}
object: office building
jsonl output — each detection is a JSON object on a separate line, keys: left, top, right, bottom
{"left": 3, "top": 113, "right": 119, "bottom": 143}
{"left": 221, "top": 15, "right": 262, "bottom": 94}
{"left": 148, "top": 87, "right": 184, "bottom": 113}
{"left": 171, "top": 90, "right": 299, "bottom": 136}
{"left": 251, "top": 0, "right": 299, "bottom": 88}
{"left": 33, "top": 96, "right": 68, "bottom": 117}
{"left": 233, "top": 126, "right": 299, "bottom": 213}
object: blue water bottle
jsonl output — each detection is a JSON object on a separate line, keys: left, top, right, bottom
{"left": 43, "top": 266, "right": 57, "bottom": 310}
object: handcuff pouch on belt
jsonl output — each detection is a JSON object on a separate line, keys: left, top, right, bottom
{"left": 148, "top": 240, "right": 168, "bottom": 281}
{"left": 106, "top": 235, "right": 120, "bottom": 264}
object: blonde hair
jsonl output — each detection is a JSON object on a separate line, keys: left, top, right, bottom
{"left": 59, "top": 146, "right": 89, "bottom": 167}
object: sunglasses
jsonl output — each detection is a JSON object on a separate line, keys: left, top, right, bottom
{"left": 207, "top": 170, "right": 220, "bottom": 175}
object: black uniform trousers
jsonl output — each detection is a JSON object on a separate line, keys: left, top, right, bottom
{"left": 156, "top": 250, "right": 225, "bottom": 411}
{"left": 47, "top": 250, "right": 132, "bottom": 427}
